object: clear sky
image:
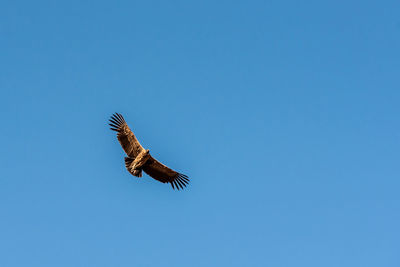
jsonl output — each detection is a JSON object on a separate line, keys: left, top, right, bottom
{"left": 1, "top": 0, "right": 399, "bottom": 266}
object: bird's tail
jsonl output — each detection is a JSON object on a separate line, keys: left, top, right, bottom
{"left": 133, "top": 169, "right": 142, "bottom": 177}
{"left": 124, "top": 157, "right": 142, "bottom": 177}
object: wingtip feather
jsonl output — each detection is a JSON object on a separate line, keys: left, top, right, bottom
{"left": 109, "top": 113, "right": 126, "bottom": 131}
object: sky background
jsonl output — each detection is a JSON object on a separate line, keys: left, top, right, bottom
{"left": 1, "top": 0, "right": 399, "bottom": 266}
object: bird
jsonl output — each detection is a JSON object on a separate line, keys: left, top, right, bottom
{"left": 109, "top": 113, "right": 189, "bottom": 190}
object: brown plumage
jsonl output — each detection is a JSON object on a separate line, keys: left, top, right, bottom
{"left": 109, "top": 113, "right": 189, "bottom": 190}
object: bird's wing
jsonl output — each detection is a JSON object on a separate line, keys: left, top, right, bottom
{"left": 109, "top": 113, "right": 144, "bottom": 158}
{"left": 143, "top": 155, "right": 189, "bottom": 190}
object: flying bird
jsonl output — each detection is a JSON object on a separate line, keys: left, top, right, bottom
{"left": 109, "top": 113, "right": 189, "bottom": 190}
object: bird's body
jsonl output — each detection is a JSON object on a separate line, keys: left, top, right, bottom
{"left": 126, "top": 149, "right": 150, "bottom": 177}
{"left": 109, "top": 113, "right": 189, "bottom": 190}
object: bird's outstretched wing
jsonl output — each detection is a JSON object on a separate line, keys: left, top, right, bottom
{"left": 109, "top": 113, "right": 144, "bottom": 158}
{"left": 143, "top": 155, "right": 189, "bottom": 190}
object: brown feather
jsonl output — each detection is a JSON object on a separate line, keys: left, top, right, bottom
{"left": 143, "top": 156, "right": 189, "bottom": 190}
{"left": 109, "top": 113, "right": 144, "bottom": 158}
{"left": 124, "top": 157, "right": 142, "bottom": 177}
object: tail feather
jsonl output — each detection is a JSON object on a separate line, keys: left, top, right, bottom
{"left": 133, "top": 169, "right": 142, "bottom": 177}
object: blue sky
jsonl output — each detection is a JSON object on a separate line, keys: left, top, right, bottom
{"left": 1, "top": 0, "right": 399, "bottom": 266}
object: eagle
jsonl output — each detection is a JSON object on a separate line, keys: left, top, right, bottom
{"left": 109, "top": 113, "right": 189, "bottom": 190}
